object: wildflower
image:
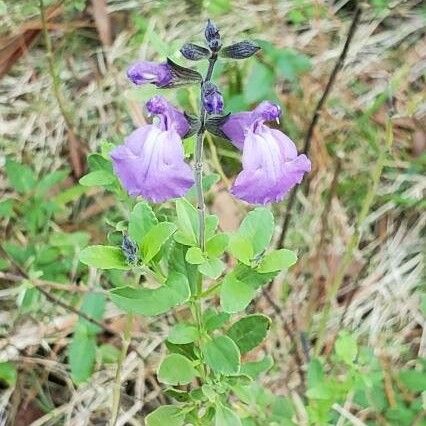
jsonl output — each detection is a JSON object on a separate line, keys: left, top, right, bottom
{"left": 126, "top": 61, "right": 173, "bottom": 87}
{"left": 202, "top": 82, "right": 224, "bottom": 115}
{"left": 221, "top": 101, "right": 311, "bottom": 204}
{"left": 111, "top": 96, "right": 194, "bottom": 203}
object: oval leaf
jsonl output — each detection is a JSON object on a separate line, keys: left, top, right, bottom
{"left": 158, "top": 353, "right": 197, "bottom": 385}
{"left": 79, "top": 170, "right": 114, "bottom": 187}
{"left": 128, "top": 202, "right": 158, "bottom": 245}
{"left": 110, "top": 272, "right": 190, "bottom": 316}
{"left": 141, "top": 222, "right": 177, "bottom": 262}
{"left": 220, "top": 274, "right": 256, "bottom": 313}
{"left": 238, "top": 207, "right": 274, "bottom": 255}
{"left": 203, "top": 335, "right": 240, "bottom": 375}
{"left": 79, "top": 245, "right": 130, "bottom": 270}
{"left": 146, "top": 405, "right": 185, "bottom": 426}
{"left": 215, "top": 402, "right": 242, "bottom": 426}
{"left": 227, "top": 314, "right": 271, "bottom": 354}
{"left": 168, "top": 323, "right": 198, "bottom": 344}
{"left": 257, "top": 249, "right": 297, "bottom": 273}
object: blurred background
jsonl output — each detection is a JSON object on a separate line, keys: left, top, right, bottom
{"left": 0, "top": 0, "right": 425, "bottom": 425}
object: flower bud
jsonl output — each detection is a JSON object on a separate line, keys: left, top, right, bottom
{"left": 204, "top": 19, "right": 221, "bottom": 53}
{"left": 202, "top": 82, "right": 224, "bottom": 115}
{"left": 126, "top": 61, "right": 173, "bottom": 87}
{"left": 180, "top": 43, "right": 210, "bottom": 61}
{"left": 220, "top": 40, "right": 260, "bottom": 59}
{"left": 122, "top": 234, "right": 138, "bottom": 264}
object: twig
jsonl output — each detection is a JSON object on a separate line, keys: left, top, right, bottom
{"left": 39, "top": 0, "right": 85, "bottom": 178}
{"left": 314, "top": 118, "right": 392, "bottom": 355}
{"left": 260, "top": 6, "right": 363, "bottom": 359}
{"left": 0, "top": 271, "right": 93, "bottom": 293}
{"left": 277, "top": 5, "right": 362, "bottom": 248}
{"left": 261, "top": 288, "right": 306, "bottom": 387}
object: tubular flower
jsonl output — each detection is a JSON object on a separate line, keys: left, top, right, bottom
{"left": 111, "top": 96, "right": 194, "bottom": 203}
{"left": 221, "top": 101, "right": 311, "bottom": 205}
{"left": 126, "top": 61, "right": 173, "bottom": 87}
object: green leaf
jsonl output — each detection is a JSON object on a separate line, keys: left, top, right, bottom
{"left": 49, "top": 231, "right": 90, "bottom": 248}
{"left": 141, "top": 222, "right": 177, "bottom": 262}
{"left": 168, "top": 243, "right": 198, "bottom": 295}
{"left": 244, "top": 61, "right": 275, "bottom": 104}
{"left": 0, "top": 199, "right": 14, "bottom": 219}
{"left": 205, "top": 214, "right": 219, "bottom": 240}
{"left": 257, "top": 249, "right": 297, "bottom": 273}
{"left": 241, "top": 355, "right": 274, "bottom": 379}
{"left": 35, "top": 169, "right": 68, "bottom": 196}
{"left": 98, "top": 344, "right": 121, "bottom": 364}
{"left": 307, "top": 358, "right": 324, "bottom": 389}
{"left": 5, "top": 159, "right": 37, "bottom": 194}
{"left": 79, "top": 170, "right": 114, "bottom": 187}
{"left": 174, "top": 198, "right": 198, "bottom": 246}
{"left": 69, "top": 330, "right": 96, "bottom": 384}
{"left": 399, "top": 369, "right": 426, "bottom": 392}
{"left": 79, "top": 292, "right": 106, "bottom": 334}
{"left": 228, "top": 235, "right": 253, "bottom": 265}
{"left": 0, "top": 362, "right": 17, "bottom": 386}
{"left": 204, "top": 310, "right": 230, "bottom": 332}
{"left": 199, "top": 258, "right": 225, "bottom": 279}
{"left": 168, "top": 323, "right": 198, "bottom": 344}
{"left": 128, "top": 202, "right": 158, "bottom": 245}
{"left": 88, "top": 152, "right": 112, "bottom": 171}
{"left": 275, "top": 48, "right": 311, "bottom": 82}
{"left": 158, "top": 353, "right": 197, "bottom": 385}
{"left": 110, "top": 272, "right": 190, "bottom": 316}
{"left": 187, "top": 173, "right": 220, "bottom": 197}
{"left": 206, "top": 234, "right": 229, "bottom": 258}
{"left": 227, "top": 314, "right": 271, "bottom": 354}
{"left": 234, "top": 264, "right": 276, "bottom": 289}
{"left": 203, "top": 335, "right": 241, "bottom": 375}
{"left": 335, "top": 331, "right": 358, "bottom": 365}
{"left": 238, "top": 208, "right": 274, "bottom": 256}
{"left": 215, "top": 402, "right": 242, "bottom": 426}
{"left": 145, "top": 405, "right": 185, "bottom": 426}
{"left": 166, "top": 341, "right": 197, "bottom": 361}
{"left": 185, "top": 247, "right": 205, "bottom": 265}
{"left": 220, "top": 274, "right": 256, "bottom": 313}
{"left": 79, "top": 245, "right": 130, "bottom": 270}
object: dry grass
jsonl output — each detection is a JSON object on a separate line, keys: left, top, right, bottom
{"left": 0, "top": 0, "right": 424, "bottom": 424}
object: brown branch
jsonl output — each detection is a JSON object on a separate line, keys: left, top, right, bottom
{"left": 276, "top": 5, "right": 362, "bottom": 249}
{"left": 261, "top": 288, "right": 306, "bottom": 388}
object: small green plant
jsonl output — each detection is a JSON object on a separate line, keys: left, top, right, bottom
{"left": 77, "top": 20, "right": 310, "bottom": 424}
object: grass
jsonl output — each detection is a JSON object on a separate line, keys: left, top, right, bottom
{"left": 0, "top": 0, "right": 425, "bottom": 424}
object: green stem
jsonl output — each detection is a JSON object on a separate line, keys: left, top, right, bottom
{"left": 191, "top": 53, "right": 218, "bottom": 379}
{"left": 314, "top": 120, "right": 393, "bottom": 356}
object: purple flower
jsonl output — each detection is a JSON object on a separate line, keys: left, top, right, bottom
{"left": 222, "top": 101, "right": 311, "bottom": 205}
{"left": 110, "top": 96, "right": 194, "bottom": 203}
{"left": 126, "top": 61, "right": 173, "bottom": 87}
{"left": 202, "top": 82, "right": 224, "bottom": 115}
